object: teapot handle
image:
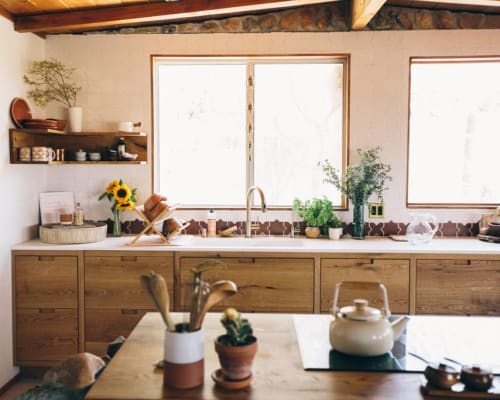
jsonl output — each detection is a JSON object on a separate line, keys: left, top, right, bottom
{"left": 332, "top": 281, "right": 391, "bottom": 318}
{"left": 427, "top": 214, "right": 439, "bottom": 237}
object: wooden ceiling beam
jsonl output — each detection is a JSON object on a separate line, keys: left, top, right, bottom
{"left": 351, "top": 0, "right": 387, "bottom": 29}
{"left": 14, "top": 0, "right": 339, "bottom": 33}
{"left": 0, "top": 5, "right": 13, "bottom": 21}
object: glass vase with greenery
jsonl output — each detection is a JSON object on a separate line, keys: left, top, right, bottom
{"left": 320, "top": 147, "right": 391, "bottom": 239}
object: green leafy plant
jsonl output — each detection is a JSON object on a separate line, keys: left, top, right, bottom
{"left": 24, "top": 58, "right": 81, "bottom": 108}
{"left": 329, "top": 214, "right": 343, "bottom": 229}
{"left": 320, "top": 147, "right": 392, "bottom": 205}
{"left": 293, "top": 197, "right": 333, "bottom": 228}
{"left": 219, "top": 308, "right": 255, "bottom": 346}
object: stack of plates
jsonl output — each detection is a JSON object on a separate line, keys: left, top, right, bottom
{"left": 21, "top": 118, "right": 66, "bottom": 130}
{"left": 10, "top": 97, "right": 66, "bottom": 131}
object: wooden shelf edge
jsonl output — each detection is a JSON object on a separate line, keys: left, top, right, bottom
{"left": 9, "top": 129, "right": 147, "bottom": 137}
{"left": 12, "top": 161, "right": 146, "bottom": 165}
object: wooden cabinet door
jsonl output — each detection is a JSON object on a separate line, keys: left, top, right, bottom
{"left": 15, "top": 308, "right": 78, "bottom": 363}
{"left": 85, "top": 309, "right": 150, "bottom": 356}
{"left": 85, "top": 254, "right": 174, "bottom": 309}
{"left": 178, "top": 257, "right": 314, "bottom": 313}
{"left": 416, "top": 259, "right": 500, "bottom": 315}
{"left": 15, "top": 255, "right": 78, "bottom": 308}
{"left": 320, "top": 258, "right": 410, "bottom": 314}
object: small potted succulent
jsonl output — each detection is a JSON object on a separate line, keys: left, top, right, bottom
{"left": 293, "top": 197, "right": 333, "bottom": 238}
{"left": 328, "top": 214, "right": 344, "bottom": 240}
{"left": 214, "top": 308, "right": 257, "bottom": 381}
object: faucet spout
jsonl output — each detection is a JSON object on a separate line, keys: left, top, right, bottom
{"left": 246, "top": 186, "right": 266, "bottom": 238}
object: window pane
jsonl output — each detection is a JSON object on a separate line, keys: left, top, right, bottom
{"left": 157, "top": 63, "right": 246, "bottom": 206}
{"left": 408, "top": 59, "right": 500, "bottom": 205}
{"left": 253, "top": 63, "right": 344, "bottom": 206}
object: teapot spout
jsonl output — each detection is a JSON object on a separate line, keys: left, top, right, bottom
{"left": 391, "top": 316, "right": 409, "bottom": 341}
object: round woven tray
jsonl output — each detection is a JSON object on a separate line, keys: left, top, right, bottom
{"left": 40, "top": 222, "right": 107, "bottom": 244}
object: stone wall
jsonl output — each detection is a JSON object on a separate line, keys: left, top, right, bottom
{"left": 92, "top": 3, "right": 500, "bottom": 34}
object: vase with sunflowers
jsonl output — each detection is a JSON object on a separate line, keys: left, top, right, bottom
{"left": 98, "top": 179, "right": 137, "bottom": 236}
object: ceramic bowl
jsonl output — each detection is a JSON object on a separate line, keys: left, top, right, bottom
{"left": 460, "top": 365, "right": 494, "bottom": 391}
{"left": 424, "top": 363, "right": 460, "bottom": 390}
{"left": 88, "top": 152, "right": 101, "bottom": 161}
{"left": 487, "top": 222, "right": 500, "bottom": 236}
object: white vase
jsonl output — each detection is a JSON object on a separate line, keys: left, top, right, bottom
{"left": 328, "top": 227, "right": 343, "bottom": 240}
{"left": 68, "top": 106, "right": 82, "bottom": 132}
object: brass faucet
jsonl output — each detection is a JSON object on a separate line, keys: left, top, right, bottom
{"left": 245, "top": 186, "right": 267, "bottom": 238}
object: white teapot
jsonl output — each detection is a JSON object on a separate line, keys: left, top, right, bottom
{"left": 329, "top": 281, "right": 408, "bottom": 357}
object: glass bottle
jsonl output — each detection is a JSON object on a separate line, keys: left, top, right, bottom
{"left": 74, "top": 202, "right": 85, "bottom": 226}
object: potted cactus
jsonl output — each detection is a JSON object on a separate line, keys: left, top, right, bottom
{"left": 214, "top": 308, "right": 257, "bottom": 382}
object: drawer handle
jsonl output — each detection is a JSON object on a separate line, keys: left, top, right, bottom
{"left": 38, "top": 256, "right": 55, "bottom": 261}
{"left": 121, "top": 256, "right": 137, "bottom": 262}
{"left": 39, "top": 308, "right": 55, "bottom": 313}
{"left": 121, "top": 309, "right": 138, "bottom": 314}
{"left": 238, "top": 258, "right": 255, "bottom": 263}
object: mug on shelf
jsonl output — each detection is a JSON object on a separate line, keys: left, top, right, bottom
{"left": 31, "top": 146, "right": 56, "bottom": 162}
{"left": 19, "top": 147, "right": 31, "bottom": 161}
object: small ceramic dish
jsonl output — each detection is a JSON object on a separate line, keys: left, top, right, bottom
{"left": 487, "top": 222, "right": 500, "bottom": 237}
{"left": 424, "top": 362, "right": 460, "bottom": 390}
{"left": 460, "top": 365, "right": 494, "bottom": 392}
{"left": 211, "top": 369, "right": 253, "bottom": 390}
{"left": 88, "top": 152, "right": 101, "bottom": 161}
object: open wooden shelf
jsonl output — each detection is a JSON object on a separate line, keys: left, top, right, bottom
{"left": 9, "top": 129, "right": 147, "bottom": 164}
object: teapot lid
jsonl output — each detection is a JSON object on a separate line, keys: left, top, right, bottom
{"left": 339, "top": 299, "right": 383, "bottom": 321}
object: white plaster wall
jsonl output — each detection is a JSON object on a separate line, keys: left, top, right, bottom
{"left": 0, "top": 17, "right": 45, "bottom": 386}
{"left": 45, "top": 30, "right": 500, "bottom": 225}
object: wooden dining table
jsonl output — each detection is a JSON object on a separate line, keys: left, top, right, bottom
{"left": 84, "top": 312, "right": 432, "bottom": 400}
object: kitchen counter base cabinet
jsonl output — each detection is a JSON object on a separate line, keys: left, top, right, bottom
{"left": 178, "top": 256, "right": 314, "bottom": 313}
{"left": 14, "top": 254, "right": 79, "bottom": 366}
{"left": 320, "top": 258, "right": 410, "bottom": 314}
{"left": 84, "top": 253, "right": 174, "bottom": 354}
{"left": 416, "top": 258, "right": 500, "bottom": 315}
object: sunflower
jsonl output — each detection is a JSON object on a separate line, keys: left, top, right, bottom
{"left": 113, "top": 183, "right": 132, "bottom": 204}
{"left": 116, "top": 201, "right": 135, "bottom": 211}
{"left": 106, "top": 179, "right": 120, "bottom": 194}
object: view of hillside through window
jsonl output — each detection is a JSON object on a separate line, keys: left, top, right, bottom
{"left": 154, "top": 57, "right": 347, "bottom": 208}
{"left": 408, "top": 58, "right": 500, "bottom": 206}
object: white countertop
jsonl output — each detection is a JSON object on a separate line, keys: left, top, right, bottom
{"left": 11, "top": 235, "right": 500, "bottom": 255}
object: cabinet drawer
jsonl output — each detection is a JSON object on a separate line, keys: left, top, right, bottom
{"left": 15, "top": 255, "right": 78, "bottom": 308}
{"left": 16, "top": 308, "right": 78, "bottom": 363}
{"left": 85, "top": 255, "right": 174, "bottom": 309}
{"left": 320, "top": 258, "right": 410, "bottom": 314}
{"left": 85, "top": 308, "right": 151, "bottom": 356}
{"left": 416, "top": 259, "right": 500, "bottom": 315}
{"left": 179, "top": 257, "right": 314, "bottom": 313}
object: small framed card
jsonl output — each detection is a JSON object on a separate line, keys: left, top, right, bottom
{"left": 39, "top": 192, "right": 74, "bottom": 225}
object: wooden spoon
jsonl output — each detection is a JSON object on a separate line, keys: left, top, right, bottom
{"left": 191, "top": 280, "right": 238, "bottom": 331}
{"left": 140, "top": 272, "right": 175, "bottom": 332}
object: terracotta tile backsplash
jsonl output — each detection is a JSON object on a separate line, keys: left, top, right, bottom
{"left": 114, "top": 218, "right": 480, "bottom": 237}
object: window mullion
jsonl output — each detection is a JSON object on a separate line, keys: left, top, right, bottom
{"left": 246, "top": 63, "right": 255, "bottom": 199}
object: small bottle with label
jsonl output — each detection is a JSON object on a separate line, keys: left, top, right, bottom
{"left": 207, "top": 209, "right": 216, "bottom": 237}
{"left": 74, "top": 202, "right": 85, "bottom": 226}
{"left": 117, "top": 137, "right": 126, "bottom": 159}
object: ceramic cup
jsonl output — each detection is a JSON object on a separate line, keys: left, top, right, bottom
{"left": 32, "top": 146, "right": 56, "bottom": 162}
{"left": 118, "top": 121, "right": 134, "bottom": 132}
{"left": 75, "top": 150, "right": 87, "bottom": 161}
{"left": 19, "top": 147, "right": 31, "bottom": 161}
{"left": 88, "top": 152, "right": 101, "bottom": 161}
{"left": 163, "top": 325, "right": 204, "bottom": 389}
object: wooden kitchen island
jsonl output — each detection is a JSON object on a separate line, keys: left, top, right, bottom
{"left": 85, "top": 312, "right": 428, "bottom": 400}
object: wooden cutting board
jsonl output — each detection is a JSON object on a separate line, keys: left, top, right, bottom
{"left": 421, "top": 377, "right": 500, "bottom": 398}
{"left": 478, "top": 234, "right": 500, "bottom": 243}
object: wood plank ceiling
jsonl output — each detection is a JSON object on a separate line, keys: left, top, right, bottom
{"left": 0, "top": 0, "right": 499, "bottom": 34}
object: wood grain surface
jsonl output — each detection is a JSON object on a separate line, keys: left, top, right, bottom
{"left": 85, "top": 312, "right": 426, "bottom": 400}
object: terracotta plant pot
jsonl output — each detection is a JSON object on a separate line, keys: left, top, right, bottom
{"left": 214, "top": 335, "right": 257, "bottom": 381}
{"left": 305, "top": 227, "right": 320, "bottom": 238}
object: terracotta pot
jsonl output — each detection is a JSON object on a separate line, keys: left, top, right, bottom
{"left": 305, "top": 227, "right": 320, "bottom": 238}
{"left": 214, "top": 335, "right": 257, "bottom": 381}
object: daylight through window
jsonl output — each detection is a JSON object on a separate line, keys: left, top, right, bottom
{"left": 153, "top": 56, "right": 348, "bottom": 208}
{"left": 408, "top": 57, "right": 500, "bottom": 207}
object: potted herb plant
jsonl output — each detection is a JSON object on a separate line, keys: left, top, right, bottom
{"left": 24, "top": 58, "right": 82, "bottom": 132}
{"left": 320, "top": 147, "right": 392, "bottom": 239}
{"left": 214, "top": 308, "right": 257, "bottom": 382}
{"left": 328, "top": 214, "right": 344, "bottom": 240}
{"left": 293, "top": 197, "right": 333, "bottom": 238}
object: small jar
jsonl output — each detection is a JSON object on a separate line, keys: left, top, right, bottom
{"left": 74, "top": 203, "right": 84, "bottom": 226}
{"left": 60, "top": 207, "right": 73, "bottom": 226}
